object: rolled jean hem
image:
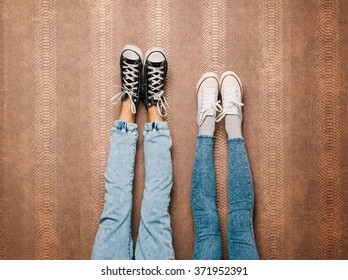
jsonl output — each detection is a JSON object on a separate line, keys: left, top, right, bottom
{"left": 197, "top": 135, "right": 215, "bottom": 140}
{"left": 114, "top": 120, "right": 138, "bottom": 132}
{"left": 227, "top": 137, "right": 244, "bottom": 142}
{"left": 144, "top": 121, "right": 169, "bottom": 132}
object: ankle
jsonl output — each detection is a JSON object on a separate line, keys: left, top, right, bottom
{"left": 148, "top": 106, "right": 164, "bottom": 123}
{"left": 118, "top": 100, "right": 135, "bottom": 123}
{"left": 118, "top": 114, "right": 135, "bottom": 123}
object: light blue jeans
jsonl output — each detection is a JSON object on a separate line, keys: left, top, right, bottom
{"left": 191, "top": 136, "right": 259, "bottom": 260}
{"left": 91, "top": 120, "right": 174, "bottom": 260}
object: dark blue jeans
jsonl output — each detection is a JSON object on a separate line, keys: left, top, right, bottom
{"left": 191, "top": 136, "right": 259, "bottom": 260}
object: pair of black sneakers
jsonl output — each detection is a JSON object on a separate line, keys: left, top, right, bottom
{"left": 115, "top": 44, "right": 168, "bottom": 116}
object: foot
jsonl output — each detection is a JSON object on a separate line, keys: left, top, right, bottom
{"left": 143, "top": 47, "right": 168, "bottom": 117}
{"left": 110, "top": 44, "right": 143, "bottom": 114}
{"left": 216, "top": 71, "right": 244, "bottom": 122}
{"left": 196, "top": 72, "right": 221, "bottom": 136}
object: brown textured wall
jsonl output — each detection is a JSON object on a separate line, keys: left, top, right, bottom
{"left": 0, "top": 0, "right": 348, "bottom": 259}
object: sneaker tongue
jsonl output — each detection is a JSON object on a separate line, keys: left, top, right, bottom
{"left": 122, "top": 58, "right": 140, "bottom": 91}
{"left": 147, "top": 61, "right": 165, "bottom": 93}
{"left": 224, "top": 86, "right": 241, "bottom": 115}
{"left": 202, "top": 87, "right": 217, "bottom": 116}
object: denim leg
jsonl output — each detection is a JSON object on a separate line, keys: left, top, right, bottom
{"left": 227, "top": 138, "right": 259, "bottom": 260}
{"left": 191, "top": 136, "right": 222, "bottom": 260}
{"left": 91, "top": 120, "right": 138, "bottom": 260}
{"left": 135, "top": 122, "right": 174, "bottom": 260}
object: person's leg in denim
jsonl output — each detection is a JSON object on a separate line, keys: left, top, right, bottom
{"left": 91, "top": 44, "right": 143, "bottom": 260}
{"left": 91, "top": 120, "right": 138, "bottom": 260}
{"left": 191, "top": 73, "right": 222, "bottom": 260}
{"left": 135, "top": 122, "right": 174, "bottom": 260}
{"left": 191, "top": 135, "right": 222, "bottom": 260}
{"left": 227, "top": 138, "right": 259, "bottom": 260}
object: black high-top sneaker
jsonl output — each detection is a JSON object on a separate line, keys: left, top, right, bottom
{"left": 143, "top": 47, "right": 168, "bottom": 116}
{"left": 110, "top": 45, "right": 143, "bottom": 113}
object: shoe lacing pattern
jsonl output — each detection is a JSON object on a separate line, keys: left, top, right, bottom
{"left": 198, "top": 88, "right": 222, "bottom": 125}
{"left": 110, "top": 61, "right": 139, "bottom": 114}
{"left": 148, "top": 65, "right": 168, "bottom": 117}
{"left": 216, "top": 85, "right": 244, "bottom": 122}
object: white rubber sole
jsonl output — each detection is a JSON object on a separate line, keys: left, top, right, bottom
{"left": 145, "top": 47, "right": 166, "bottom": 63}
{"left": 122, "top": 44, "right": 144, "bottom": 62}
{"left": 196, "top": 72, "right": 219, "bottom": 93}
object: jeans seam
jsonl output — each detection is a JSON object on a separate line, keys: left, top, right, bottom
{"left": 242, "top": 143, "right": 257, "bottom": 250}
{"left": 127, "top": 133, "right": 137, "bottom": 260}
{"left": 191, "top": 166, "right": 202, "bottom": 256}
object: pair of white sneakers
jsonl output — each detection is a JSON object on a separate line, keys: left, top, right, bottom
{"left": 196, "top": 71, "right": 244, "bottom": 126}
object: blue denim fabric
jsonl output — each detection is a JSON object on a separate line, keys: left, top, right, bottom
{"left": 191, "top": 136, "right": 259, "bottom": 260}
{"left": 191, "top": 136, "right": 222, "bottom": 260}
{"left": 227, "top": 138, "right": 259, "bottom": 260}
{"left": 136, "top": 122, "right": 174, "bottom": 260}
{"left": 91, "top": 120, "right": 174, "bottom": 260}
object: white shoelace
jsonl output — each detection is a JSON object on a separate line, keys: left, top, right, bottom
{"left": 216, "top": 86, "right": 244, "bottom": 122}
{"left": 110, "top": 61, "right": 139, "bottom": 114}
{"left": 198, "top": 88, "right": 222, "bottom": 125}
{"left": 148, "top": 65, "right": 168, "bottom": 116}
{"left": 110, "top": 86, "right": 138, "bottom": 113}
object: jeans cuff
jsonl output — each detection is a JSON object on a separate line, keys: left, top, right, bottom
{"left": 114, "top": 120, "right": 138, "bottom": 132}
{"left": 197, "top": 135, "right": 215, "bottom": 140}
{"left": 227, "top": 137, "right": 244, "bottom": 143}
{"left": 144, "top": 122, "right": 169, "bottom": 132}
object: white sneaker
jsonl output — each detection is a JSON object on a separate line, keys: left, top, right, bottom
{"left": 216, "top": 71, "right": 244, "bottom": 122}
{"left": 196, "top": 72, "right": 222, "bottom": 126}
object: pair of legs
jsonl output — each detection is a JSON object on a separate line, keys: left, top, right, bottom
{"left": 191, "top": 137, "right": 258, "bottom": 260}
{"left": 91, "top": 45, "right": 173, "bottom": 260}
{"left": 191, "top": 72, "right": 259, "bottom": 260}
{"left": 91, "top": 102, "right": 174, "bottom": 260}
